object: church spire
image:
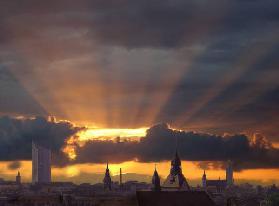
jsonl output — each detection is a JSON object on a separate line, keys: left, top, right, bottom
{"left": 103, "top": 162, "right": 112, "bottom": 191}
{"left": 16, "top": 171, "right": 21, "bottom": 185}
{"left": 171, "top": 147, "right": 182, "bottom": 176}
{"left": 162, "top": 146, "right": 190, "bottom": 190}
{"left": 152, "top": 164, "right": 161, "bottom": 191}
{"left": 202, "top": 170, "right": 206, "bottom": 188}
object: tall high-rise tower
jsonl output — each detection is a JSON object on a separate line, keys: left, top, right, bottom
{"left": 32, "top": 142, "right": 51, "bottom": 184}
{"left": 226, "top": 160, "right": 233, "bottom": 186}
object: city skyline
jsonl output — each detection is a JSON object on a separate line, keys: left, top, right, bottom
{"left": 0, "top": 117, "right": 279, "bottom": 186}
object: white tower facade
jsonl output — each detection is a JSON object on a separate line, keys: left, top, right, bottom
{"left": 32, "top": 142, "right": 51, "bottom": 184}
{"left": 226, "top": 160, "right": 233, "bottom": 186}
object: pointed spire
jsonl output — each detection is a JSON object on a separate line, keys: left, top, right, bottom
{"left": 104, "top": 162, "right": 112, "bottom": 191}
{"left": 153, "top": 164, "right": 158, "bottom": 175}
{"left": 202, "top": 170, "right": 207, "bottom": 188}
{"left": 152, "top": 164, "right": 161, "bottom": 191}
{"left": 203, "top": 170, "right": 206, "bottom": 178}
{"left": 16, "top": 171, "right": 21, "bottom": 184}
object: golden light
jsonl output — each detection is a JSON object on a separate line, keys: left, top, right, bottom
{"left": 78, "top": 127, "right": 147, "bottom": 141}
{"left": 63, "top": 127, "right": 148, "bottom": 160}
{"left": 66, "top": 165, "right": 80, "bottom": 177}
{"left": 273, "top": 143, "right": 279, "bottom": 149}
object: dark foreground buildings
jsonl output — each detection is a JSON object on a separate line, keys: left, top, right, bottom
{"left": 202, "top": 160, "right": 234, "bottom": 192}
{"left": 137, "top": 191, "right": 215, "bottom": 206}
{"left": 137, "top": 150, "right": 215, "bottom": 206}
{"left": 1, "top": 146, "right": 277, "bottom": 206}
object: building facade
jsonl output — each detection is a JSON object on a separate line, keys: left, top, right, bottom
{"left": 32, "top": 142, "right": 51, "bottom": 184}
{"left": 202, "top": 160, "right": 234, "bottom": 192}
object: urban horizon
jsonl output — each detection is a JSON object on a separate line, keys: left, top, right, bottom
{"left": 0, "top": 120, "right": 278, "bottom": 186}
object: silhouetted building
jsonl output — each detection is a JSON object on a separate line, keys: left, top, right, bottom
{"left": 226, "top": 160, "right": 234, "bottom": 186}
{"left": 103, "top": 162, "right": 112, "bottom": 191}
{"left": 32, "top": 142, "right": 51, "bottom": 184}
{"left": 16, "top": 171, "right": 21, "bottom": 185}
{"left": 152, "top": 166, "right": 161, "bottom": 191}
{"left": 202, "top": 160, "right": 234, "bottom": 192}
{"left": 202, "top": 170, "right": 206, "bottom": 188}
{"left": 162, "top": 150, "right": 190, "bottom": 190}
{"left": 202, "top": 171, "right": 227, "bottom": 192}
{"left": 206, "top": 179, "right": 227, "bottom": 193}
{"left": 137, "top": 191, "right": 215, "bottom": 206}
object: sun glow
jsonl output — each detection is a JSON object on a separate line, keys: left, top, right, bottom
{"left": 63, "top": 127, "right": 148, "bottom": 160}
{"left": 66, "top": 165, "right": 80, "bottom": 177}
{"left": 78, "top": 127, "right": 147, "bottom": 141}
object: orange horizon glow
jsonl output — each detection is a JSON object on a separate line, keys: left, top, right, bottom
{"left": 1, "top": 161, "right": 278, "bottom": 185}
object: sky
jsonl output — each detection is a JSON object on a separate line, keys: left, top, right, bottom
{"left": 0, "top": 0, "right": 278, "bottom": 185}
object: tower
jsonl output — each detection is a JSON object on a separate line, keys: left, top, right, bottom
{"left": 226, "top": 160, "right": 233, "bottom": 186}
{"left": 152, "top": 165, "right": 161, "bottom": 191}
{"left": 162, "top": 149, "right": 190, "bottom": 190}
{"left": 170, "top": 150, "right": 182, "bottom": 176}
{"left": 202, "top": 170, "right": 206, "bottom": 188}
{"left": 32, "top": 142, "right": 51, "bottom": 184}
{"left": 16, "top": 171, "right": 21, "bottom": 185}
{"left": 103, "top": 162, "right": 112, "bottom": 191}
{"left": 119, "top": 168, "right": 123, "bottom": 190}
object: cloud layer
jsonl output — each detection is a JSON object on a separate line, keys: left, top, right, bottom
{"left": 0, "top": 116, "right": 278, "bottom": 170}
{"left": 0, "top": 116, "right": 81, "bottom": 161}
{"left": 59, "top": 123, "right": 279, "bottom": 170}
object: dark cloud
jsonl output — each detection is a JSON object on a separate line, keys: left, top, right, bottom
{"left": 7, "top": 161, "right": 21, "bottom": 170}
{"left": 0, "top": 0, "right": 278, "bottom": 49}
{"left": 56, "top": 124, "right": 279, "bottom": 170}
{"left": 0, "top": 116, "right": 81, "bottom": 161}
{"left": 0, "top": 118, "right": 278, "bottom": 170}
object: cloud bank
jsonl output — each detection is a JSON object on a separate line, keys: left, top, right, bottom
{"left": 0, "top": 116, "right": 278, "bottom": 170}
{"left": 0, "top": 116, "right": 81, "bottom": 161}
{"left": 61, "top": 123, "right": 279, "bottom": 170}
